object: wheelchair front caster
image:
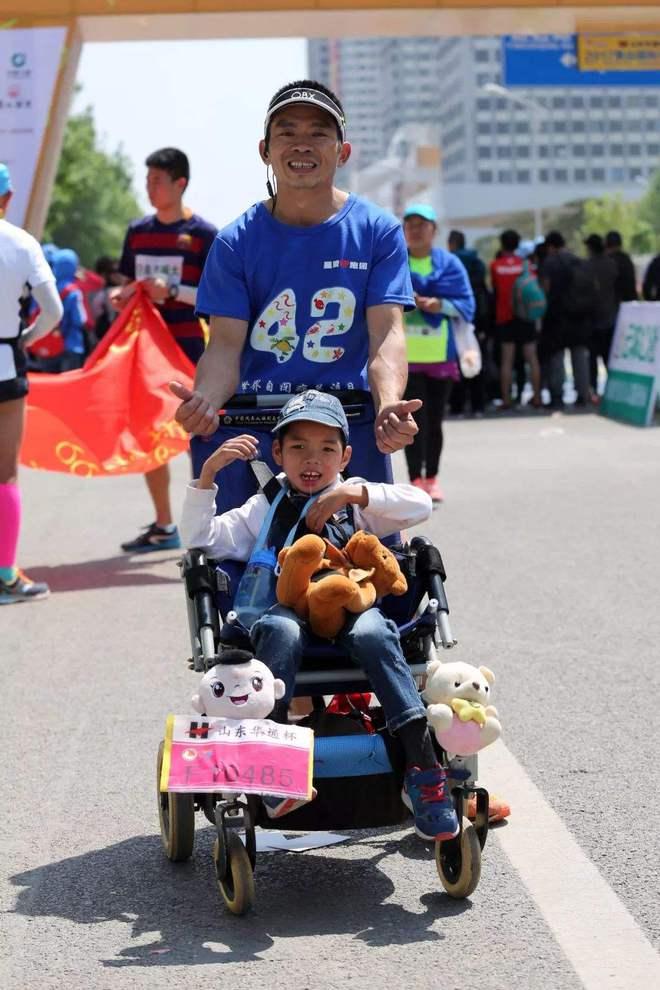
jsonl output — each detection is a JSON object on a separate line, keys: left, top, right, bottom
{"left": 213, "top": 830, "right": 255, "bottom": 915}
{"left": 156, "top": 741, "right": 195, "bottom": 862}
{"left": 435, "top": 817, "right": 481, "bottom": 899}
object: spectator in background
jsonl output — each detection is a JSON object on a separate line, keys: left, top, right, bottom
{"left": 112, "top": 146, "right": 218, "bottom": 554}
{"left": 642, "top": 251, "right": 660, "bottom": 301}
{"left": 605, "top": 230, "right": 637, "bottom": 303}
{"left": 490, "top": 229, "right": 541, "bottom": 409}
{"left": 402, "top": 205, "right": 475, "bottom": 502}
{"left": 0, "top": 162, "right": 63, "bottom": 604}
{"left": 540, "top": 230, "right": 594, "bottom": 408}
{"left": 583, "top": 234, "right": 619, "bottom": 397}
{"left": 51, "top": 249, "right": 87, "bottom": 371}
{"left": 447, "top": 229, "right": 488, "bottom": 416}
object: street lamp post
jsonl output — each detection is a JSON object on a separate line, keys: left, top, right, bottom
{"left": 483, "top": 82, "right": 545, "bottom": 240}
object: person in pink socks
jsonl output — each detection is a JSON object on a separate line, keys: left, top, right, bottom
{"left": 402, "top": 205, "right": 475, "bottom": 503}
{"left": 0, "top": 164, "right": 64, "bottom": 604}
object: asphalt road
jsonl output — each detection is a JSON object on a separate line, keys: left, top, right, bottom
{"left": 2, "top": 409, "right": 659, "bottom": 990}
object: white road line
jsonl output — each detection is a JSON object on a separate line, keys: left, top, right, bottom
{"left": 479, "top": 741, "right": 660, "bottom": 989}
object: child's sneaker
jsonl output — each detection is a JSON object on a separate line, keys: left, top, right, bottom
{"left": 402, "top": 765, "right": 459, "bottom": 841}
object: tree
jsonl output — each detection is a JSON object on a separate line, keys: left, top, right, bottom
{"left": 637, "top": 169, "right": 660, "bottom": 252}
{"left": 43, "top": 106, "right": 141, "bottom": 267}
{"left": 579, "top": 192, "right": 654, "bottom": 254}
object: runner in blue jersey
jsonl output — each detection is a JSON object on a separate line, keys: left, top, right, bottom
{"left": 171, "top": 80, "right": 421, "bottom": 515}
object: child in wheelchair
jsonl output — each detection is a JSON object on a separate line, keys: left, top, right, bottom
{"left": 180, "top": 389, "right": 459, "bottom": 842}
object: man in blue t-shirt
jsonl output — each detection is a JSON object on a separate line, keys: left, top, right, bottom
{"left": 171, "top": 79, "right": 421, "bottom": 516}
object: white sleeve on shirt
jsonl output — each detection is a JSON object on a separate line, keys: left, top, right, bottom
{"left": 22, "top": 280, "right": 64, "bottom": 345}
{"left": 348, "top": 477, "right": 433, "bottom": 537}
{"left": 26, "top": 233, "right": 55, "bottom": 291}
{"left": 176, "top": 284, "right": 197, "bottom": 305}
{"left": 180, "top": 482, "right": 269, "bottom": 560}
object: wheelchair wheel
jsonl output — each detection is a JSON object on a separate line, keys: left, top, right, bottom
{"left": 156, "top": 741, "right": 195, "bottom": 862}
{"left": 435, "top": 817, "right": 481, "bottom": 899}
{"left": 213, "top": 830, "right": 255, "bottom": 916}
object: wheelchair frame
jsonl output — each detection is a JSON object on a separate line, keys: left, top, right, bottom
{"left": 156, "top": 534, "right": 489, "bottom": 914}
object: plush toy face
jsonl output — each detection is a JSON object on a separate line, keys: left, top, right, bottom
{"left": 346, "top": 532, "right": 407, "bottom": 597}
{"left": 192, "top": 658, "right": 285, "bottom": 719}
{"left": 423, "top": 660, "right": 494, "bottom": 707}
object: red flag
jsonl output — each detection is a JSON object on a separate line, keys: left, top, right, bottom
{"left": 21, "top": 288, "right": 195, "bottom": 477}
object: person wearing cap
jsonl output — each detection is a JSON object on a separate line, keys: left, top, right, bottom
{"left": 171, "top": 79, "right": 420, "bottom": 518}
{"left": 180, "top": 389, "right": 462, "bottom": 841}
{"left": 583, "top": 233, "right": 619, "bottom": 397}
{"left": 401, "top": 204, "right": 475, "bottom": 502}
{"left": 604, "top": 230, "right": 637, "bottom": 304}
{"left": 111, "top": 147, "right": 218, "bottom": 554}
{"left": 0, "top": 163, "right": 64, "bottom": 604}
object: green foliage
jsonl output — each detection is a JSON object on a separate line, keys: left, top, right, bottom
{"left": 637, "top": 169, "right": 660, "bottom": 252}
{"left": 43, "top": 106, "right": 141, "bottom": 267}
{"left": 579, "top": 192, "right": 655, "bottom": 254}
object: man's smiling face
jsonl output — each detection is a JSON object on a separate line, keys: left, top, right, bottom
{"left": 261, "top": 103, "right": 350, "bottom": 193}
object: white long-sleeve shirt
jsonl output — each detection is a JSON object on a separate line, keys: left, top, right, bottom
{"left": 180, "top": 473, "right": 432, "bottom": 561}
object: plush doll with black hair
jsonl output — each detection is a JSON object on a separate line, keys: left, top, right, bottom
{"left": 191, "top": 648, "right": 286, "bottom": 720}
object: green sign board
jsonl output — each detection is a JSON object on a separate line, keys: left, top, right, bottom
{"left": 601, "top": 304, "right": 660, "bottom": 427}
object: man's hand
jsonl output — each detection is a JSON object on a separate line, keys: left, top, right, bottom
{"left": 170, "top": 381, "right": 219, "bottom": 436}
{"left": 375, "top": 399, "right": 422, "bottom": 454}
{"left": 198, "top": 434, "right": 259, "bottom": 489}
{"left": 414, "top": 294, "right": 442, "bottom": 314}
{"left": 142, "top": 278, "right": 169, "bottom": 304}
{"left": 305, "top": 483, "right": 367, "bottom": 535}
{"left": 109, "top": 283, "right": 137, "bottom": 312}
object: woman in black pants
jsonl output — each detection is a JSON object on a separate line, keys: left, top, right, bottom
{"left": 402, "top": 205, "right": 475, "bottom": 502}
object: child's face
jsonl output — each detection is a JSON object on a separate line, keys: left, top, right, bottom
{"left": 273, "top": 421, "right": 352, "bottom": 494}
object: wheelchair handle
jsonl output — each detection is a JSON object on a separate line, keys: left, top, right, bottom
{"left": 221, "top": 389, "right": 371, "bottom": 410}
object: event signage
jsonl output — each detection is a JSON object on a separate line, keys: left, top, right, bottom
{"left": 578, "top": 32, "right": 660, "bottom": 73}
{"left": 503, "top": 34, "right": 660, "bottom": 87}
{"left": 0, "top": 27, "right": 66, "bottom": 226}
{"left": 601, "top": 303, "right": 660, "bottom": 427}
{"left": 160, "top": 714, "right": 315, "bottom": 801}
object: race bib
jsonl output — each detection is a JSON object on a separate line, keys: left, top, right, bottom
{"left": 135, "top": 254, "right": 183, "bottom": 286}
{"left": 160, "top": 714, "right": 314, "bottom": 801}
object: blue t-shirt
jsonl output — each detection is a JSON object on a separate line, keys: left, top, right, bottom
{"left": 196, "top": 194, "right": 414, "bottom": 393}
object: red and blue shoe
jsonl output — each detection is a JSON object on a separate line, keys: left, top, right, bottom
{"left": 402, "top": 765, "right": 460, "bottom": 841}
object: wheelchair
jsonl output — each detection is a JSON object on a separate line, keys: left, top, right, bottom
{"left": 156, "top": 398, "right": 489, "bottom": 915}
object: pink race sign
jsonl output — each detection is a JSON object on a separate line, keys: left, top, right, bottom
{"left": 161, "top": 715, "right": 314, "bottom": 801}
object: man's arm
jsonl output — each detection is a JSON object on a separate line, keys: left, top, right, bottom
{"left": 21, "top": 281, "right": 63, "bottom": 346}
{"left": 172, "top": 315, "right": 248, "bottom": 435}
{"left": 367, "top": 303, "right": 421, "bottom": 454}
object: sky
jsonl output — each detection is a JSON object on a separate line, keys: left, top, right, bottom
{"left": 74, "top": 38, "right": 308, "bottom": 230}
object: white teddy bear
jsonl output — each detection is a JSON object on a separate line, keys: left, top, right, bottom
{"left": 422, "top": 658, "right": 502, "bottom": 755}
{"left": 192, "top": 648, "right": 285, "bottom": 721}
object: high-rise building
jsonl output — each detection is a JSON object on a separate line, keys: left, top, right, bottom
{"left": 308, "top": 36, "right": 660, "bottom": 225}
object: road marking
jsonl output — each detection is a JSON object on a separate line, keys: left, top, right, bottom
{"left": 479, "top": 741, "right": 660, "bottom": 989}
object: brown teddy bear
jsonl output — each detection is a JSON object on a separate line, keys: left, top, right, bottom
{"left": 276, "top": 530, "right": 407, "bottom": 639}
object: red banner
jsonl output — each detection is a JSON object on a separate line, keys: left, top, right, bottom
{"left": 21, "top": 289, "right": 195, "bottom": 477}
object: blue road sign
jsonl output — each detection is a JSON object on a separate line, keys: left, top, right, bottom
{"left": 503, "top": 34, "right": 660, "bottom": 87}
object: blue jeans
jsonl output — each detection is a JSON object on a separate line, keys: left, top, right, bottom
{"left": 251, "top": 604, "right": 426, "bottom": 733}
